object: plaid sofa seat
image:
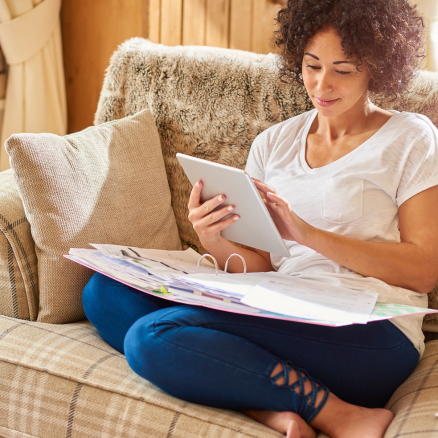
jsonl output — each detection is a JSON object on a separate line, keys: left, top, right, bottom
{"left": 0, "top": 314, "right": 437, "bottom": 438}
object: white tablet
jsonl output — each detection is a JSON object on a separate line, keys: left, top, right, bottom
{"left": 176, "top": 153, "right": 290, "bottom": 257}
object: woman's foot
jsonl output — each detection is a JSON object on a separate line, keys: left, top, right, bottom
{"left": 330, "top": 406, "right": 393, "bottom": 438}
{"left": 311, "top": 394, "right": 394, "bottom": 438}
{"left": 243, "top": 410, "right": 316, "bottom": 438}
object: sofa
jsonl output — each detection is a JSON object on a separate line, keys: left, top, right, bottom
{"left": 1, "top": 39, "right": 438, "bottom": 438}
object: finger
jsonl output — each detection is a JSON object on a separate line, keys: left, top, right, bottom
{"left": 188, "top": 180, "right": 203, "bottom": 210}
{"left": 199, "top": 194, "right": 226, "bottom": 217}
{"left": 266, "top": 191, "right": 288, "bottom": 207}
{"left": 252, "top": 179, "right": 277, "bottom": 195}
{"left": 196, "top": 204, "right": 235, "bottom": 229}
{"left": 205, "top": 214, "right": 240, "bottom": 234}
{"left": 263, "top": 197, "right": 276, "bottom": 213}
{"left": 266, "top": 192, "right": 291, "bottom": 217}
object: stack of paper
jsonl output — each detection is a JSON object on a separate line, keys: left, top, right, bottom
{"left": 66, "top": 244, "right": 437, "bottom": 327}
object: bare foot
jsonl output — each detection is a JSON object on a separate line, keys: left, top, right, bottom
{"left": 243, "top": 410, "right": 316, "bottom": 438}
{"left": 312, "top": 397, "right": 394, "bottom": 438}
{"left": 287, "top": 420, "right": 303, "bottom": 438}
{"left": 332, "top": 406, "right": 393, "bottom": 438}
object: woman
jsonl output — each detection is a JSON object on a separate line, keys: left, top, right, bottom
{"left": 83, "top": 1, "right": 438, "bottom": 437}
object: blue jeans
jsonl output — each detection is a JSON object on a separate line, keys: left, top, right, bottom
{"left": 83, "top": 273, "right": 419, "bottom": 423}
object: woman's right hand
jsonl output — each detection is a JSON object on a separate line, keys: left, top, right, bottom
{"left": 187, "top": 180, "right": 240, "bottom": 249}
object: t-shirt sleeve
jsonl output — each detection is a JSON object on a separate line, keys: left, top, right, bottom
{"left": 396, "top": 116, "right": 438, "bottom": 207}
{"left": 245, "top": 131, "right": 267, "bottom": 181}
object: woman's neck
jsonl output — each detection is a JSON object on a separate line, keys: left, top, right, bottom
{"left": 314, "top": 96, "right": 391, "bottom": 141}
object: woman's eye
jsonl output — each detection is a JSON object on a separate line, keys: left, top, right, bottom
{"left": 336, "top": 70, "right": 351, "bottom": 75}
{"left": 306, "top": 65, "right": 320, "bottom": 70}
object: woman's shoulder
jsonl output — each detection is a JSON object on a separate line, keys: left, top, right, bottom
{"left": 388, "top": 111, "right": 437, "bottom": 138}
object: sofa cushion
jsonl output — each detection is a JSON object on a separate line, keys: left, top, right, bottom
{"left": 5, "top": 109, "right": 182, "bottom": 324}
{"left": 0, "top": 315, "right": 284, "bottom": 438}
{"left": 0, "top": 314, "right": 436, "bottom": 438}
{"left": 385, "top": 339, "right": 438, "bottom": 437}
{"left": 0, "top": 169, "right": 38, "bottom": 321}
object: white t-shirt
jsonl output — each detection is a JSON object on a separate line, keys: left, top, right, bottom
{"left": 245, "top": 109, "right": 438, "bottom": 357}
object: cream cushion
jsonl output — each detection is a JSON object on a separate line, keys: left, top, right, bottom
{"left": 5, "top": 109, "right": 181, "bottom": 324}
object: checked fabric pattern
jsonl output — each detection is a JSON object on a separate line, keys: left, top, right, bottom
{"left": 0, "top": 170, "right": 38, "bottom": 321}
{"left": 0, "top": 314, "right": 437, "bottom": 438}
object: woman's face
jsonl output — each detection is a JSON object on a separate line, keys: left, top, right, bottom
{"left": 302, "top": 27, "right": 370, "bottom": 118}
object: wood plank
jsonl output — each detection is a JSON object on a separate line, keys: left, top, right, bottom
{"left": 205, "top": 0, "right": 230, "bottom": 48}
{"left": 252, "top": 0, "right": 267, "bottom": 53}
{"left": 183, "top": 0, "right": 206, "bottom": 45}
{"left": 160, "top": 0, "right": 183, "bottom": 46}
{"left": 229, "top": 0, "right": 252, "bottom": 51}
{"left": 149, "top": 0, "right": 161, "bottom": 43}
{"left": 61, "top": 0, "right": 148, "bottom": 134}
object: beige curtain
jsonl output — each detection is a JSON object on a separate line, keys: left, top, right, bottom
{"left": 0, "top": 0, "right": 67, "bottom": 171}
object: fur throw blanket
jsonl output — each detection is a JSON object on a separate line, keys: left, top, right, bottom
{"left": 95, "top": 38, "right": 438, "bottom": 319}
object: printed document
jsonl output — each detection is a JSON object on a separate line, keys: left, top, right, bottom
{"left": 241, "top": 277, "right": 378, "bottom": 324}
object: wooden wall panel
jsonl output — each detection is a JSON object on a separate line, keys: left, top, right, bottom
{"left": 152, "top": 0, "right": 284, "bottom": 53}
{"left": 252, "top": 0, "right": 282, "bottom": 54}
{"left": 252, "top": 0, "right": 267, "bottom": 54}
{"left": 229, "top": 0, "right": 252, "bottom": 51}
{"left": 149, "top": 0, "right": 161, "bottom": 43}
{"left": 205, "top": 0, "right": 230, "bottom": 48}
{"left": 160, "top": 0, "right": 183, "bottom": 46}
{"left": 61, "top": 0, "right": 148, "bottom": 134}
{"left": 183, "top": 0, "right": 206, "bottom": 45}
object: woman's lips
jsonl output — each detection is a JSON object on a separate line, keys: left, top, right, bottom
{"left": 314, "top": 97, "right": 339, "bottom": 107}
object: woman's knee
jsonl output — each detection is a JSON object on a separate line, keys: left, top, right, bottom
{"left": 82, "top": 273, "right": 111, "bottom": 321}
{"left": 123, "top": 307, "right": 190, "bottom": 383}
{"left": 124, "top": 314, "right": 160, "bottom": 381}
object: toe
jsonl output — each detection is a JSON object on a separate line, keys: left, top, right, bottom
{"left": 287, "top": 420, "right": 301, "bottom": 438}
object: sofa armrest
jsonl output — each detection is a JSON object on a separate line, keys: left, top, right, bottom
{"left": 0, "top": 169, "right": 38, "bottom": 320}
{"left": 385, "top": 340, "right": 438, "bottom": 437}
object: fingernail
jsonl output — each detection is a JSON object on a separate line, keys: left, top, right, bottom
{"left": 228, "top": 205, "right": 233, "bottom": 211}
{"left": 234, "top": 215, "right": 240, "bottom": 221}
{"left": 218, "top": 195, "right": 224, "bottom": 201}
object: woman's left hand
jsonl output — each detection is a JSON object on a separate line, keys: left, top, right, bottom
{"left": 252, "top": 178, "right": 312, "bottom": 244}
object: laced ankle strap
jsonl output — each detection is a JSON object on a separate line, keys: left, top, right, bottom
{"left": 271, "top": 361, "right": 330, "bottom": 423}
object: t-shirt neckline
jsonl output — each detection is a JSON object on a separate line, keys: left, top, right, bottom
{"left": 299, "top": 109, "right": 399, "bottom": 174}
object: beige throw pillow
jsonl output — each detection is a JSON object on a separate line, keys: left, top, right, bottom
{"left": 6, "top": 109, "right": 182, "bottom": 324}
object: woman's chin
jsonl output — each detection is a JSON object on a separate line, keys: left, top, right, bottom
{"left": 314, "top": 105, "right": 341, "bottom": 117}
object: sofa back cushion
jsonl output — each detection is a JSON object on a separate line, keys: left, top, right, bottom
{"left": 6, "top": 109, "right": 181, "bottom": 324}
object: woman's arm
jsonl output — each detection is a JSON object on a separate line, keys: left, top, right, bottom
{"left": 256, "top": 180, "right": 438, "bottom": 293}
{"left": 188, "top": 180, "right": 273, "bottom": 273}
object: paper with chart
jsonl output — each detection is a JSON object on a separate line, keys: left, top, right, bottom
{"left": 65, "top": 244, "right": 437, "bottom": 326}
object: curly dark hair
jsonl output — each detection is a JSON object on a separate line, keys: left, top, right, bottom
{"left": 274, "top": 0, "right": 426, "bottom": 100}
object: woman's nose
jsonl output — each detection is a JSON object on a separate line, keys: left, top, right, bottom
{"left": 317, "top": 71, "right": 334, "bottom": 93}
